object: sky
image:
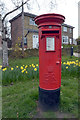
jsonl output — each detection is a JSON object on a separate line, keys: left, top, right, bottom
{"left": 1, "top": 0, "right": 80, "bottom": 39}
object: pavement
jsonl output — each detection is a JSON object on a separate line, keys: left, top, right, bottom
{"left": 73, "top": 52, "right": 80, "bottom": 57}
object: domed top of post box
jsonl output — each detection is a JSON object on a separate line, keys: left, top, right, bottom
{"left": 35, "top": 13, "right": 65, "bottom": 27}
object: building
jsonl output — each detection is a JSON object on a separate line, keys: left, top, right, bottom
{"left": 0, "top": 14, "right": 2, "bottom": 50}
{"left": 62, "top": 24, "right": 74, "bottom": 45}
{"left": 78, "top": 1, "right": 80, "bottom": 37}
{"left": 9, "top": 12, "right": 74, "bottom": 49}
{"left": 9, "top": 12, "right": 38, "bottom": 49}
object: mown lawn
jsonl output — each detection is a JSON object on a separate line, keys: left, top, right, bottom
{"left": 2, "top": 56, "right": 79, "bottom": 118}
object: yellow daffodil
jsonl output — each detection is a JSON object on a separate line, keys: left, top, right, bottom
{"left": 36, "top": 64, "right": 38, "bottom": 67}
{"left": 76, "top": 63, "right": 79, "bottom": 66}
{"left": 66, "top": 66, "right": 68, "bottom": 69}
{"left": 11, "top": 68, "right": 14, "bottom": 71}
{"left": 32, "top": 64, "right": 34, "bottom": 66}
{"left": 21, "top": 66, "right": 24, "bottom": 69}
{"left": 34, "top": 68, "right": 37, "bottom": 71}
{"left": 25, "top": 65, "right": 28, "bottom": 68}
{"left": 63, "top": 62, "right": 66, "bottom": 65}
{"left": 29, "top": 65, "right": 31, "bottom": 67}
{"left": 2, "top": 68, "right": 7, "bottom": 71}
{"left": 2, "top": 69, "right": 5, "bottom": 71}
{"left": 5, "top": 68, "right": 7, "bottom": 70}
{"left": 16, "top": 66, "right": 18, "bottom": 68}
{"left": 76, "top": 60, "right": 78, "bottom": 62}
{"left": 66, "top": 61, "right": 70, "bottom": 65}
{"left": 33, "top": 65, "right": 35, "bottom": 68}
{"left": 24, "top": 69, "right": 26, "bottom": 71}
{"left": 21, "top": 70, "right": 24, "bottom": 73}
{"left": 0, "top": 65, "right": 2, "bottom": 68}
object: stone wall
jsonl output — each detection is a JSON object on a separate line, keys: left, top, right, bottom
{"left": 62, "top": 48, "right": 71, "bottom": 56}
{"left": 8, "top": 48, "right": 73, "bottom": 58}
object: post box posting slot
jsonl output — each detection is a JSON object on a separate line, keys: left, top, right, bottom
{"left": 42, "top": 29, "right": 59, "bottom": 35}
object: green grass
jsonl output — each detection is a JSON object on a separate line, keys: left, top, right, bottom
{"left": 60, "top": 77, "right": 78, "bottom": 117}
{"left": 2, "top": 80, "right": 39, "bottom": 118}
{"left": 8, "top": 57, "right": 39, "bottom": 67}
{"left": 2, "top": 56, "right": 79, "bottom": 118}
{"left": 2, "top": 77, "right": 78, "bottom": 118}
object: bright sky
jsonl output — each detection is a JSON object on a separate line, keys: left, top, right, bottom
{"left": 1, "top": 0, "right": 80, "bottom": 39}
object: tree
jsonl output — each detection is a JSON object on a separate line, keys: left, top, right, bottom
{"left": 0, "top": 0, "right": 8, "bottom": 18}
{"left": 49, "top": 0, "right": 57, "bottom": 12}
{"left": 2, "top": 0, "right": 30, "bottom": 67}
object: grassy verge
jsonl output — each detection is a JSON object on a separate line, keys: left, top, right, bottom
{"left": 2, "top": 77, "right": 78, "bottom": 118}
{"left": 8, "top": 57, "right": 39, "bottom": 67}
{"left": 2, "top": 80, "right": 39, "bottom": 118}
{"left": 2, "top": 56, "right": 79, "bottom": 118}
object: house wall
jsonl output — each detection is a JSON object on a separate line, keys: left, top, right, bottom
{"left": 62, "top": 26, "right": 73, "bottom": 44}
{"left": 11, "top": 16, "right": 22, "bottom": 47}
{"left": 11, "top": 15, "right": 38, "bottom": 49}
{"left": 24, "top": 16, "right": 38, "bottom": 49}
{"left": 24, "top": 16, "right": 38, "bottom": 30}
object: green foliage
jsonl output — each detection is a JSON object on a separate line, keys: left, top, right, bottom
{"left": 1, "top": 57, "right": 79, "bottom": 85}
{"left": 2, "top": 64, "right": 39, "bottom": 85}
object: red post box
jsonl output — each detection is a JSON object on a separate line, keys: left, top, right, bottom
{"left": 35, "top": 13, "right": 65, "bottom": 110}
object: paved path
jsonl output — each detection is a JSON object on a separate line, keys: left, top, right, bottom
{"left": 73, "top": 52, "right": 80, "bottom": 57}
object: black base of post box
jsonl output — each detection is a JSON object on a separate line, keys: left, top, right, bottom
{"left": 39, "top": 87, "right": 60, "bottom": 111}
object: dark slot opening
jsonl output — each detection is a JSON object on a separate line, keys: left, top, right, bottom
{"left": 42, "top": 30, "right": 59, "bottom": 34}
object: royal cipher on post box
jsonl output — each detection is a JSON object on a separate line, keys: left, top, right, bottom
{"left": 35, "top": 13, "right": 65, "bottom": 110}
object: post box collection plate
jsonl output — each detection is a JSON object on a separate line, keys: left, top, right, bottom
{"left": 35, "top": 13, "right": 65, "bottom": 110}
{"left": 46, "top": 37, "right": 55, "bottom": 51}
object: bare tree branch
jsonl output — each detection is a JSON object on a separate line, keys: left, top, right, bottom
{"left": 0, "top": 1, "right": 7, "bottom": 17}
{"left": 49, "top": 0, "right": 57, "bottom": 12}
{"left": 2, "top": 0, "right": 30, "bottom": 22}
{"left": 11, "top": 0, "right": 22, "bottom": 8}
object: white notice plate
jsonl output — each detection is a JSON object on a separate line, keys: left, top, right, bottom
{"left": 46, "top": 37, "right": 55, "bottom": 51}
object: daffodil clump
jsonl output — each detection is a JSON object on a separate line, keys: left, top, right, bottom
{"left": 1, "top": 59, "right": 80, "bottom": 85}
{"left": 1, "top": 64, "right": 39, "bottom": 85}
{"left": 61, "top": 59, "right": 80, "bottom": 77}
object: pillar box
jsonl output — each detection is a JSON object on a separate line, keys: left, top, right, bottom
{"left": 35, "top": 13, "right": 65, "bottom": 110}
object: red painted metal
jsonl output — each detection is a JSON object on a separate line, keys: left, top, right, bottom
{"left": 35, "top": 13, "right": 65, "bottom": 90}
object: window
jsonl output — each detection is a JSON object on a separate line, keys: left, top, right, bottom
{"left": 29, "top": 18, "right": 37, "bottom": 26}
{"left": 46, "top": 37, "right": 55, "bottom": 51}
{"left": 69, "top": 38, "right": 72, "bottom": 44}
{"left": 62, "top": 36, "right": 68, "bottom": 44}
{"left": 63, "top": 26, "right": 67, "bottom": 32}
{"left": 70, "top": 28, "right": 72, "bottom": 33}
{"left": 24, "top": 37, "right": 27, "bottom": 45}
{"left": 33, "top": 35, "right": 39, "bottom": 49}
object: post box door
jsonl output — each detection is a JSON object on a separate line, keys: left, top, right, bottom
{"left": 39, "top": 34, "right": 61, "bottom": 90}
